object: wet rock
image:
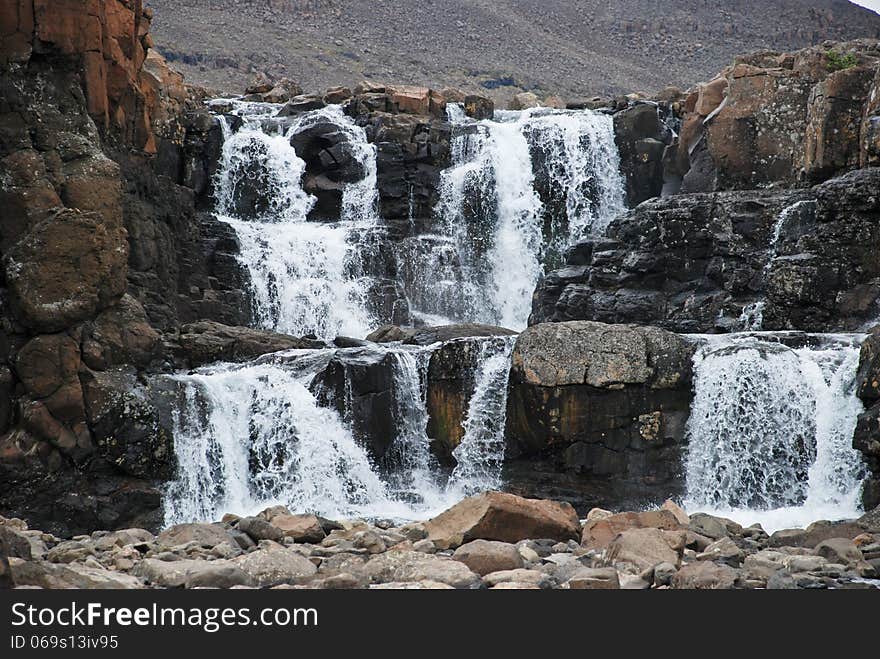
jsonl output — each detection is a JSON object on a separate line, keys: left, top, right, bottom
{"left": 452, "top": 540, "right": 524, "bottom": 576}
{"left": 424, "top": 492, "right": 581, "bottom": 549}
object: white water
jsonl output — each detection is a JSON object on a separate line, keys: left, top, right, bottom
{"left": 213, "top": 102, "right": 378, "bottom": 339}
{"left": 447, "top": 336, "right": 517, "bottom": 496}
{"left": 164, "top": 340, "right": 517, "bottom": 524}
{"left": 684, "top": 334, "right": 867, "bottom": 532}
{"left": 404, "top": 106, "right": 625, "bottom": 330}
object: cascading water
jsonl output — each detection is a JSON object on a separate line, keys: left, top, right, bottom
{"left": 684, "top": 333, "right": 867, "bottom": 531}
{"left": 401, "top": 105, "right": 626, "bottom": 330}
{"left": 212, "top": 101, "right": 378, "bottom": 340}
{"left": 447, "top": 336, "right": 517, "bottom": 496}
{"left": 164, "top": 340, "right": 517, "bottom": 524}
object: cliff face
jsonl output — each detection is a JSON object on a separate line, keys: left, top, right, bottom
{"left": 0, "top": 1, "right": 252, "bottom": 535}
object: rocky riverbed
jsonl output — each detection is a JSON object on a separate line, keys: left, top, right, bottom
{"left": 2, "top": 492, "right": 879, "bottom": 590}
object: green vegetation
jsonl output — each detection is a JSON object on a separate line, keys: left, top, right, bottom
{"left": 826, "top": 50, "right": 858, "bottom": 72}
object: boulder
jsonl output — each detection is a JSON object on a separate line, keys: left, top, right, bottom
{"left": 452, "top": 540, "right": 524, "bottom": 576}
{"left": 813, "top": 538, "right": 864, "bottom": 566}
{"left": 482, "top": 569, "right": 555, "bottom": 589}
{"left": 156, "top": 523, "right": 233, "bottom": 550}
{"left": 14, "top": 559, "right": 143, "bottom": 589}
{"left": 269, "top": 514, "right": 327, "bottom": 544}
{"left": 136, "top": 558, "right": 253, "bottom": 588}
{"left": 231, "top": 543, "right": 317, "bottom": 587}
{"left": 566, "top": 567, "right": 621, "bottom": 590}
{"left": 581, "top": 510, "right": 683, "bottom": 549}
{"left": 769, "top": 521, "right": 866, "bottom": 548}
{"left": 509, "top": 92, "right": 540, "bottom": 110}
{"left": 362, "top": 550, "right": 481, "bottom": 589}
{"left": 424, "top": 492, "right": 581, "bottom": 549}
{"left": 605, "top": 527, "right": 687, "bottom": 572}
{"left": 671, "top": 561, "right": 739, "bottom": 589}
{"left": 169, "top": 321, "right": 320, "bottom": 368}
{"left": 237, "top": 517, "right": 283, "bottom": 543}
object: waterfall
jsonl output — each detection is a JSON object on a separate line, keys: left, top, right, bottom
{"left": 447, "top": 336, "right": 517, "bottom": 496}
{"left": 212, "top": 101, "right": 378, "bottom": 340}
{"left": 684, "top": 333, "right": 867, "bottom": 531}
{"left": 402, "top": 106, "right": 626, "bottom": 330}
{"left": 164, "top": 340, "right": 517, "bottom": 524}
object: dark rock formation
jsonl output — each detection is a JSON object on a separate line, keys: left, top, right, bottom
{"left": 854, "top": 328, "right": 880, "bottom": 510}
{"left": 505, "top": 322, "right": 696, "bottom": 510}
{"left": 532, "top": 168, "right": 880, "bottom": 333}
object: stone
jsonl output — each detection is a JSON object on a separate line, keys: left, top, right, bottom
{"left": 231, "top": 544, "right": 318, "bottom": 587}
{"left": 661, "top": 500, "right": 690, "bottom": 525}
{"left": 137, "top": 558, "right": 241, "bottom": 589}
{"left": 769, "top": 521, "right": 866, "bottom": 548}
{"left": 0, "top": 525, "right": 31, "bottom": 560}
{"left": 424, "top": 492, "right": 581, "bottom": 549}
{"left": 605, "top": 528, "right": 687, "bottom": 572}
{"left": 452, "top": 540, "right": 525, "bottom": 576}
{"left": 4, "top": 209, "right": 128, "bottom": 332}
{"left": 237, "top": 517, "right": 283, "bottom": 543}
{"left": 156, "top": 524, "right": 233, "bottom": 550}
{"left": 671, "top": 561, "right": 739, "bottom": 589}
{"left": 482, "top": 569, "right": 555, "bottom": 589}
{"left": 270, "top": 514, "right": 327, "bottom": 544}
{"left": 185, "top": 563, "right": 256, "bottom": 589}
{"left": 13, "top": 560, "right": 143, "bottom": 589}
{"left": 581, "top": 510, "right": 683, "bottom": 549}
{"left": 566, "top": 567, "right": 621, "bottom": 590}
{"left": 362, "top": 551, "right": 481, "bottom": 589}
{"left": 813, "top": 538, "right": 864, "bottom": 566}
{"left": 509, "top": 92, "right": 540, "bottom": 110}
{"left": 696, "top": 537, "right": 745, "bottom": 567}
{"left": 169, "top": 321, "right": 319, "bottom": 368}
{"left": 653, "top": 562, "right": 677, "bottom": 587}
{"left": 688, "top": 513, "right": 732, "bottom": 540}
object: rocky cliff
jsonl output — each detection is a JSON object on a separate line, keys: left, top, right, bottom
{"left": 2, "top": 2, "right": 880, "bottom": 538}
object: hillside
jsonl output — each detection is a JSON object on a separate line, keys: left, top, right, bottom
{"left": 145, "top": 0, "right": 880, "bottom": 100}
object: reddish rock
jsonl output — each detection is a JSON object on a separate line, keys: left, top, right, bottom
{"left": 582, "top": 510, "right": 683, "bottom": 549}
{"left": 424, "top": 492, "right": 581, "bottom": 549}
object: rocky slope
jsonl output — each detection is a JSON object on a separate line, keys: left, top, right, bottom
{"left": 144, "top": 0, "right": 880, "bottom": 103}
{"left": 2, "top": 492, "right": 878, "bottom": 589}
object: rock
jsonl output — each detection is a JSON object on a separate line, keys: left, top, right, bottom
{"left": 185, "top": 563, "right": 256, "bottom": 589}
{"left": 270, "top": 514, "right": 327, "bottom": 544}
{"left": 582, "top": 510, "right": 683, "bottom": 549}
{"left": 156, "top": 524, "right": 233, "bottom": 550}
{"left": 566, "top": 567, "right": 621, "bottom": 590}
{"left": 424, "top": 492, "right": 581, "bottom": 549}
{"left": 509, "top": 92, "right": 540, "bottom": 110}
{"left": 4, "top": 209, "right": 128, "bottom": 332}
{"left": 137, "top": 558, "right": 248, "bottom": 589}
{"left": 605, "top": 528, "right": 687, "bottom": 572}
{"left": 370, "top": 580, "right": 455, "bottom": 590}
{"left": 232, "top": 543, "right": 318, "bottom": 587}
{"left": 671, "top": 561, "right": 739, "bottom": 589}
{"left": 362, "top": 550, "right": 481, "bottom": 589}
{"left": 245, "top": 72, "right": 275, "bottom": 95}
{"left": 237, "top": 517, "right": 283, "bottom": 543}
{"left": 613, "top": 102, "right": 672, "bottom": 204}
{"left": 769, "top": 521, "right": 866, "bottom": 548}
{"left": 506, "top": 322, "right": 694, "bottom": 507}
{"left": 766, "top": 570, "right": 800, "bottom": 590}
{"left": 814, "top": 538, "right": 864, "bottom": 566}
{"left": 483, "top": 569, "right": 555, "bottom": 589}
{"left": 452, "top": 540, "right": 525, "bottom": 576}
{"left": 661, "top": 500, "right": 690, "bottom": 525}
{"left": 14, "top": 560, "right": 143, "bottom": 589}
{"left": 168, "top": 321, "right": 319, "bottom": 368}
{"left": 463, "top": 95, "right": 494, "bottom": 120}
{"left": 689, "top": 513, "right": 735, "bottom": 540}
{"left": 696, "top": 537, "right": 745, "bottom": 567}
{"left": 653, "top": 562, "right": 677, "bottom": 587}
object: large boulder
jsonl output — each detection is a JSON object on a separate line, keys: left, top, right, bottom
{"left": 362, "top": 550, "right": 481, "bottom": 589}
{"left": 582, "top": 510, "right": 683, "bottom": 549}
{"left": 423, "top": 492, "right": 581, "bottom": 549}
{"left": 452, "top": 540, "right": 524, "bottom": 576}
{"left": 506, "top": 322, "right": 695, "bottom": 508}
{"left": 605, "top": 527, "right": 687, "bottom": 572}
